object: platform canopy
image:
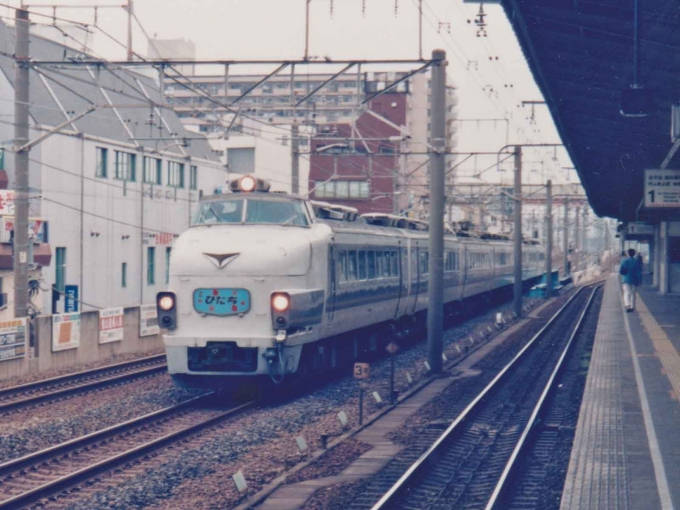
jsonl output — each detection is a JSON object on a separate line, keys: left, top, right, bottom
{"left": 502, "top": 0, "right": 680, "bottom": 221}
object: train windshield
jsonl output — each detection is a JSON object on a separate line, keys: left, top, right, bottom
{"left": 192, "top": 198, "right": 309, "bottom": 226}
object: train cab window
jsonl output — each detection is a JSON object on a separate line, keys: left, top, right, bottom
{"left": 367, "top": 251, "right": 376, "bottom": 279}
{"left": 347, "top": 250, "right": 358, "bottom": 281}
{"left": 375, "top": 252, "right": 383, "bottom": 278}
{"left": 194, "top": 198, "right": 244, "bottom": 224}
{"left": 245, "top": 199, "right": 309, "bottom": 226}
{"left": 337, "top": 251, "right": 347, "bottom": 283}
{"left": 391, "top": 252, "right": 399, "bottom": 276}
{"left": 358, "top": 251, "right": 367, "bottom": 280}
{"left": 378, "top": 252, "right": 388, "bottom": 277}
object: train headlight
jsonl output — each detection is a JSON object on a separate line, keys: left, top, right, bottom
{"left": 158, "top": 295, "right": 175, "bottom": 311}
{"left": 239, "top": 175, "right": 257, "bottom": 192}
{"left": 271, "top": 293, "right": 290, "bottom": 312}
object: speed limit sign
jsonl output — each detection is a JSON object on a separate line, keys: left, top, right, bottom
{"left": 354, "top": 362, "right": 370, "bottom": 379}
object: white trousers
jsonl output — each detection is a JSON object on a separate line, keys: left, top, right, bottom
{"left": 623, "top": 283, "right": 636, "bottom": 309}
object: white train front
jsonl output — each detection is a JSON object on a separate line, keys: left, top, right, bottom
{"left": 156, "top": 176, "right": 546, "bottom": 389}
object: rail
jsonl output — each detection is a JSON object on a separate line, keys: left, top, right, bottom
{"left": 0, "top": 354, "right": 167, "bottom": 412}
{"left": 484, "top": 285, "right": 600, "bottom": 509}
{"left": 0, "top": 395, "right": 256, "bottom": 509}
{"left": 370, "top": 284, "right": 596, "bottom": 510}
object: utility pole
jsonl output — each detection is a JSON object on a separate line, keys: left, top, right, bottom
{"left": 575, "top": 205, "right": 580, "bottom": 272}
{"left": 563, "top": 196, "right": 569, "bottom": 275}
{"left": 513, "top": 146, "right": 523, "bottom": 318}
{"left": 545, "top": 180, "right": 552, "bottom": 297}
{"left": 126, "top": 0, "right": 134, "bottom": 61}
{"left": 418, "top": 0, "right": 423, "bottom": 60}
{"left": 427, "top": 49, "right": 446, "bottom": 375}
{"left": 14, "top": 8, "right": 30, "bottom": 318}
{"left": 304, "top": 0, "right": 311, "bottom": 60}
{"left": 291, "top": 123, "right": 300, "bottom": 195}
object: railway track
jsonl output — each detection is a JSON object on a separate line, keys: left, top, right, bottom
{"left": 0, "top": 393, "right": 255, "bottom": 509}
{"left": 367, "top": 284, "right": 601, "bottom": 510}
{"left": 0, "top": 354, "right": 167, "bottom": 413}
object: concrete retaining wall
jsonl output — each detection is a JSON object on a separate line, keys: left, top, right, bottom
{"left": 0, "top": 306, "right": 163, "bottom": 382}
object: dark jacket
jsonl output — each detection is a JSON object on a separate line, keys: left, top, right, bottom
{"left": 620, "top": 256, "right": 642, "bottom": 285}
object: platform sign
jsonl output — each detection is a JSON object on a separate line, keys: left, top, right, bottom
{"left": 64, "top": 285, "right": 78, "bottom": 313}
{"left": 0, "top": 318, "right": 27, "bottom": 361}
{"left": 99, "top": 307, "right": 124, "bottom": 344}
{"left": 627, "top": 223, "right": 654, "bottom": 235}
{"left": 140, "top": 304, "right": 159, "bottom": 337}
{"left": 52, "top": 312, "right": 80, "bottom": 352}
{"left": 354, "top": 362, "right": 370, "bottom": 379}
{"left": 645, "top": 169, "right": 680, "bottom": 208}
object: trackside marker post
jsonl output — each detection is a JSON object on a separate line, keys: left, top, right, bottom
{"left": 337, "top": 411, "right": 348, "bottom": 426}
{"left": 233, "top": 470, "right": 248, "bottom": 494}
{"left": 296, "top": 436, "right": 308, "bottom": 454}
{"left": 354, "top": 362, "right": 370, "bottom": 425}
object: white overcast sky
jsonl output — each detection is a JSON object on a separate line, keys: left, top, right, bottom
{"left": 4, "top": 0, "right": 577, "bottom": 184}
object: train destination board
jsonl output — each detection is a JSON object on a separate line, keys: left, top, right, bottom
{"left": 644, "top": 169, "right": 680, "bottom": 208}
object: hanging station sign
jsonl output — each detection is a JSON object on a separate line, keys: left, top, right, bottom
{"left": 644, "top": 169, "right": 680, "bottom": 208}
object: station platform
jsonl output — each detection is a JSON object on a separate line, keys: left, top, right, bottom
{"left": 561, "top": 274, "right": 680, "bottom": 510}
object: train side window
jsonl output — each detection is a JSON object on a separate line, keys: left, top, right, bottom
{"left": 337, "top": 251, "right": 347, "bottom": 283}
{"left": 383, "top": 252, "right": 391, "bottom": 277}
{"left": 411, "top": 249, "right": 418, "bottom": 280}
{"left": 391, "top": 251, "right": 398, "bottom": 276}
{"left": 348, "top": 250, "right": 358, "bottom": 281}
{"left": 367, "top": 251, "right": 376, "bottom": 279}
{"left": 420, "top": 251, "right": 429, "bottom": 275}
{"left": 358, "top": 251, "right": 367, "bottom": 280}
{"left": 454, "top": 252, "right": 459, "bottom": 270}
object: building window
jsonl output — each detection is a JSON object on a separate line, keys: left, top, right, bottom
{"left": 96, "top": 147, "right": 108, "bottom": 178}
{"left": 165, "top": 247, "right": 171, "bottom": 284}
{"left": 227, "top": 148, "right": 255, "bottom": 175}
{"left": 315, "top": 180, "right": 369, "bottom": 199}
{"left": 115, "top": 151, "right": 136, "bottom": 181}
{"left": 147, "top": 247, "right": 155, "bottom": 285}
{"left": 143, "top": 156, "right": 162, "bottom": 185}
{"left": 190, "top": 165, "right": 198, "bottom": 190}
{"left": 121, "top": 262, "right": 127, "bottom": 288}
{"left": 167, "top": 162, "right": 185, "bottom": 188}
{"left": 55, "top": 247, "right": 66, "bottom": 292}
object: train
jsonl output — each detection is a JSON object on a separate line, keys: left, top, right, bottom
{"left": 156, "top": 175, "right": 547, "bottom": 391}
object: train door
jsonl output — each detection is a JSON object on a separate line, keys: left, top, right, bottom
{"left": 411, "top": 245, "right": 420, "bottom": 314}
{"left": 394, "top": 242, "right": 404, "bottom": 318}
{"left": 461, "top": 244, "right": 469, "bottom": 299}
{"left": 327, "top": 245, "right": 337, "bottom": 324}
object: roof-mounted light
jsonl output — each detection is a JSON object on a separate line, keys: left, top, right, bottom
{"left": 228, "top": 175, "right": 271, "bottom": 193}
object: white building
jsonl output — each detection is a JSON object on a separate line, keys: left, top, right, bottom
{"left": 202, "top": 120, "right": 312, "bottom": 195}
{"left": 0, "top": 21, "right": 229, "bottom": 316}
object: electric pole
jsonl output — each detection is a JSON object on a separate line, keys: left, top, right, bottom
{"left": 513, "top": 146, "right": 523, "bottom": 318}
{"left": 563, "top": 196, "right": 569, "bottom": 276}
{"left": 575, "top": 205, "right": 580, "bottom": 272}
{"left": 291, "top": 123, "right": 300, "bottom": 195}
{"left": 545, "top": 180, "right": 552, "bottom": 297}
{"left": 14, "top": 8, "right": 30, "bottom": 318}
{"left": 127, "top": 0, "right": 134, "bottom": 61}
{"left": 427, "top": 49, "right": 446, "bottom": 374}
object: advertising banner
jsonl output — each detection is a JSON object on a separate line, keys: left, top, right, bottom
{"left": 140, "top": 304, "right": 159, "bottom": 337}
{"left": 0, "top": 318, "right": 27, "bottom": 361}
{"left": 52, "top": 312, "right": 80, "bottom": 352}
{"left": 99, "top": 307, "right": 124, "bottom": 344}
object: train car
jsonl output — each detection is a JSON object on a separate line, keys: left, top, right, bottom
{"left": 156, "top": 175, "right": 546, "bottom": 391}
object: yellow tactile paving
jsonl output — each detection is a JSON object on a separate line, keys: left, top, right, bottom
{"left": 636, "top": 295, "right": 680, "bottom": 400}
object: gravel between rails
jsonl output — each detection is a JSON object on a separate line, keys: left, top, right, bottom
{"left": 0, "top": 375, "right": 204, "bottom": 464}
{"left": 310, "top": 289, "right": 580, "bottom": 510}
{"left": 56, "top": 297, "right": 547, "bottom": 510}
{"left": 503, "top": 288, "right": 603, "bottom": 510}
{"left": 0, "top": 349, "right": 166, "bottom": 390}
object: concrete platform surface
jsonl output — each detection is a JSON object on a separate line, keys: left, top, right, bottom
{"left": 561, "top": 275, "right": 680, "bottom": 510}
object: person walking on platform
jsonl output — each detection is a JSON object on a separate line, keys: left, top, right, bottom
{"left": 620, "top": 248, "right": 642, "bottom": 312}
